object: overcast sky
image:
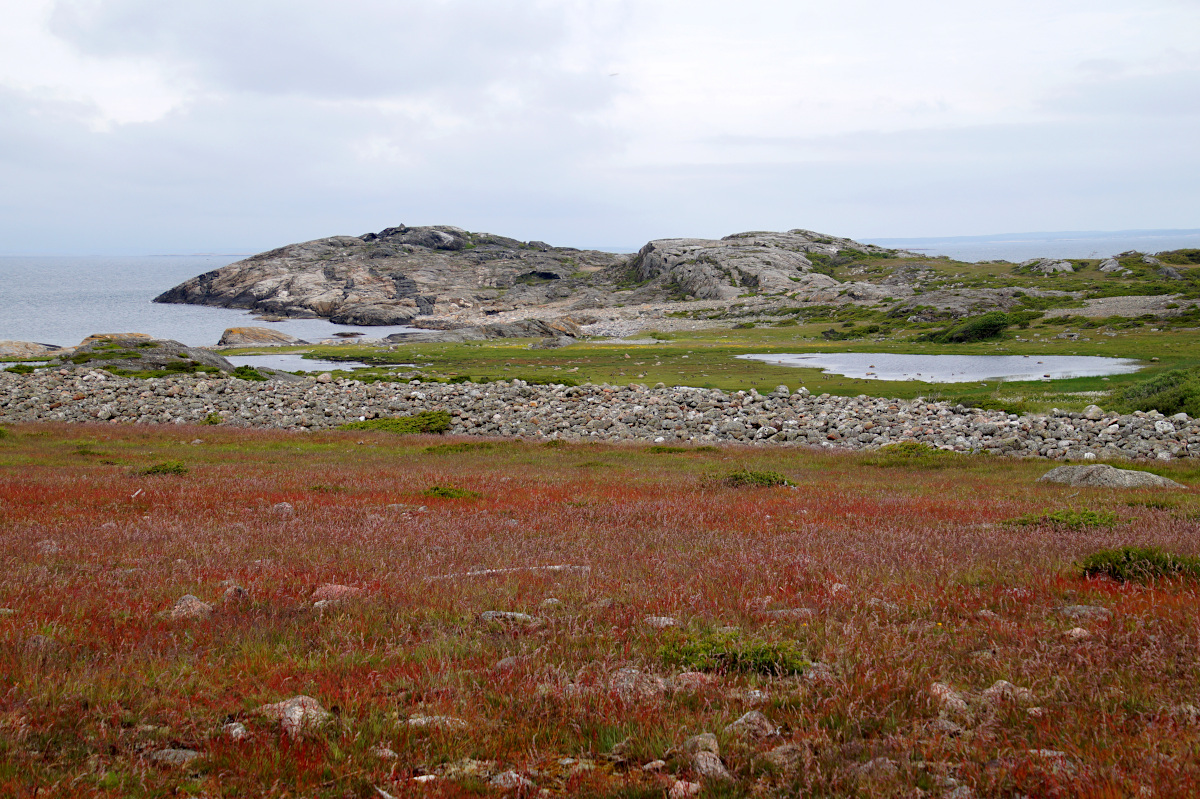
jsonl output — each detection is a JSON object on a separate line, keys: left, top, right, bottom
{"left": 1, "top": 0, "right": 1197, "bottom": 254}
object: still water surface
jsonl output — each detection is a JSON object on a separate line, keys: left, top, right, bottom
{"left": 737, "top": 353, "right": 1143, "bottom": 383}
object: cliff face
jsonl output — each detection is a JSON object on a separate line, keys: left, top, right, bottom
{"left": 154, "top": 224, "right": 909, "bottom": 324}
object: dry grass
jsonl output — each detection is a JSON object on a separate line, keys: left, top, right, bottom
{"left": 1, "top": 423, "right": 1198, "bottom": 797}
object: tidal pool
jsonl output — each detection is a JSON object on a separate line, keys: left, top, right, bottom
{"left": 737, "top": 353, "right": 1143, "bottom": 383}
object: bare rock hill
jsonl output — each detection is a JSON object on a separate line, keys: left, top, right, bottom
{"left": 154, "top": 224, "right": 914, "bottom": 325}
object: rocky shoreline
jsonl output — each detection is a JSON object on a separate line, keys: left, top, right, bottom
{"left": 1, "top": 369, "right": 1196, "bottom": 461}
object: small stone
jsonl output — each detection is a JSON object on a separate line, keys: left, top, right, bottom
{"left": 1057, "top": 605, "right": 1113, "bottom": 622}
{"left": 644, "top": 615, "right": 679, "bottom": 628}
{"left": 642, "top": 759, "right": 667, "bottom": 772}
{"left": 1066, "top": 627, "right": 1092, "bottom": 640}
{"left": 668, "top": 780, "right": 702, "bottom": 798}
{"left": 669, "top": 671, "right": 715, "bottom": 691}
{"left": 412, "top": 774, "right": 438, "bottom": 783}
{"left": 170, "top": 594, "right": 213, "bottom": 620}
{"left": 762, "top": 743, "right": 804, "bottom": 773}
{"left": 148, "top": 748, "right": 201, "bottom": 766}
{"left": 256, "top": 695, "right": 332, "bottom": 737}
{"left": 312, "top": 584, "right": 362, "bottom": 602}
{"left": 271, "top": 501, "right": 294, "bottom": 515}
{"left": 981, "top": 680, "right": 1036, "bottom": 707}
{"left": 489, "top": 770, "right": 534, "bottom": 790}
{"left": 612, "top": 668, "right": 668, "bottom": 701}
{"left": 692, "top": 750, "right": 733, "bottom": 781}
{"left": 371, "top": 745, "right": 398, "bottom": 758}
{"left": 930, "top": 682, "right": 971, "bottom": 719}
{"left": 36, "top": 539, "right": 61, "bottom": 555}
{"left": 1027, "top": 706, "right": 1048, "bottom": 718}
{"left": 223, "top": 721, "right": 249, "bottom": 740}
{"left": 403, "top": 715, "right": 469, "bottom": 730}
{"left": 223, "top": 585, "right": 249, "bottom": 602}
{"left": 683, "top": 733, "right": 719, "bottom": 755}
{"left": 761, "top": 607, "right": 815, "bottom": 620}
{"left": 494, "top": 656, "right": 525, "bottom": 672}
{"left": 316, "top": 372, "right": 333, "bottom": 383}
{"left": 540, "top": 597, "right": 561, "bottom": 607}
{"left": 480, "top": 611, "right": 537, "bottom": 624}
{"left": 724, "top": 710, "right": 777, "bottom": 739}
{"left": 854, "top": 757, "right": 899, "bottom": 780}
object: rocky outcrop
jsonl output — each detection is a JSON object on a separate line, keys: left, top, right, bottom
{"left": 0, "top": 341, "right": 64, "bottom": 358}
{"left": 384, "top": 316, "right": 584, "bottom": 344}
{"left": 218, "top": 327, "right": 309, "bottom": 347}
{"left": 154, "top": 225, "right": 926, "bottom": 326}
{"left": 621, "top": 230, "right": 848, "bottom": 301}
{"left": 50, "top": 336, "right": 237, "bottom": 375}
{"left": 154, "top": 225, "right": 625, "bottom": 324}
{"left": 1021, "top": 258, "right": 1075, "bottom": 274}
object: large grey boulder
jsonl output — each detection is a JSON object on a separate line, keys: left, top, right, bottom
{"left": 1038, "top": 464, "right": 1185, "bottom": 489}
{"left": 1021, "top": 258, "right": 1074, "bottom": 274}
{"left": 52, "top": 335, "right": 236, "bottom": 374}
{"left": 0, "top": 341, "right": 64, "bottom": 358}
{"left": 218, "top": 327, "right": 308, "bottom": 347}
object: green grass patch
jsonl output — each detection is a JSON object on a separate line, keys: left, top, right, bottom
{"left": 5, "top": 363, "right": 35, "bottom": 375}
{"left": 1010, "top": 507, "right": 1121, "bottom": 530}
{"left": 722, "top": 469, "right": 795, "bottom": 488}
{"left": 861, "top": 441, "right": 960, "bottom": 468}
{"left": 646, "top": 445, "right": 689, "bottom": 454}
{"left": 917, "top": 311, "right": 1012, "bottom": 344}
{"left": 659, "top": 630, "right": 809, "bottom": 676}
{"left": 1111, "top": 367, "right": 1200, "bottom": 417}
{"left": 338, "top": 410, "right": 452, "bottom": 434}
{"left": 422, "top": 485, "right": 481, "bottom": 499}
{"left": 1079, "top": 546, "right": 1200, "bottom": 582}
{"left": 425, "top": 442, "right": 496, "bottom": 455}
{"left": 232, "top": 365, "right": 269, "bottom": 381}
{"left": 137, "top": 461, "right": 189, "bottom": 476}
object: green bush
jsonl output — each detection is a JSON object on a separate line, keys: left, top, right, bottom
{"left": 1010, "top": 508, "right": 1120, "bottom": 530}
{"left": 1157, "top": 249, "right": 1200, "bottom": 265}
{"left": 232, "top": 365, "right": 269, "bottom": 381}
{"left": 338, "top": 410, "right": 452, "bottom": 434}
{"left": 723, "top": 469, "right": 795, "bottom": 488}
{"left": 202, "top": 412, "right": 223, "bottom": 425}
{"left": 1111, "top": 367, "right": 1200, "bottom": 417}
{"left": 862, "top": 441, "right": 959, "bottom": 468}
{"left": 422, "top": 485, "right": 481, "bottom": 499}
{"left": 1079, "top": 546, "right": 1200, "bottom": 582}
{"left": 138, "top": 461, "right": 189, "bottom": 476}
{"left": 918, "top": 311, "right": 1012, "bottom": 344}
{"left": 647, "top": 445, "right": 689, "bottom": 454}
{"left": 0, "top": 426, "right": 9, "bottom": 439}
{"left": 424, "top": 442, "right": 494, "bottom": 454}
{"left": 659, "top": 631, "right": 809, "bottom": 676}
{"left": 6, "top": 363, "right": 35, "bottom": 375}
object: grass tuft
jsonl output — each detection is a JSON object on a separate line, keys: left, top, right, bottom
{"left": 338, "top": 410, "right": 452, "bottom": 434}
{"left": 137, "top": 461, "right": 189, "bottom": 476}
{"left": 723, "top": 469, "right": 795, "bottom": 488}
{"left": 1010, "top": 507, "right": 1120, "bottom": 529}
{"left": 423, "top": 485, "right": 481, "bottom": 499}
{"left": 659, "top": 631, "right": 809, "bottom": 676}
{"left": 425, "top": 442, "right": 495, "bottom": 455}
{"left": 1079, "top": 546, "right": 1200, "bottom": 582}
{"left": 862, "top": 441, "right": 959, "bottom": 468}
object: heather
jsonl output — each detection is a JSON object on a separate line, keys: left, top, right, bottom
{"left": 0, "top": 423, "right": 1198, "bottom": 797}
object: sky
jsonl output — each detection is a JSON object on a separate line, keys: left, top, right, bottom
{"left": 0, "top": 0, "right": 1197, "bottom": 255}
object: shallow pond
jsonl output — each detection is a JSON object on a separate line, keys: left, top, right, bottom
{"left": 225, "top": 354, "right": 372, "bottom": 372}
{"left": 736, "top": 352, "right": 1143, "bottom": 383}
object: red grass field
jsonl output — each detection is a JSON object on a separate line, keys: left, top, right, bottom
{"left": 1, "top": 423, "right": 1199, "bottom": 797}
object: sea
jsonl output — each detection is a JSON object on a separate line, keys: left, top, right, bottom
{"left": 2, "top": 229, "right": 1197, "bottom": 348}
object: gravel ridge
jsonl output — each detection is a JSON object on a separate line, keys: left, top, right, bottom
{"left": 1, "top": 369, "right": 1197, "bottom": 461}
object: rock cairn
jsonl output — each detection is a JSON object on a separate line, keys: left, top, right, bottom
{"left": 1, "top": 369, "right": 1196, "bottom": 461}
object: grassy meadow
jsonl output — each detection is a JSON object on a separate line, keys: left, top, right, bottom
{"left": 2, "top": 424, "right": 1200, "bottom": 796}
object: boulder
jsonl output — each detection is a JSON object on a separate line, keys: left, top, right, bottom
{"left": 0, "top": 341, "right": 63, "bottom": 358}
{"left": 52, "top": 335, "right": 238, "bottom": 376}
{"left": 256, "top": 695, "right": 332, "bottom": 736}
{"left": 1038, "top": 464, "right": 1185, "bottom": 489}
{"left": 1021, "top": 258, "right": 1074, "bottom": 274}
{"left": 218, "top": 327, "right": 309, "bottom": 347}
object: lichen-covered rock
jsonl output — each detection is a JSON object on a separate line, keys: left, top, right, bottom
{"left": 1038, "top": 464, "right": 1184, "bottom": 489}
{"left": 256, "top": 695, "right": 332, "bottom": 736}
{"left": 218, "top": 327, "right": 308, "bottom": 347}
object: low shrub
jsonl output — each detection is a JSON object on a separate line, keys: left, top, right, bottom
{"left": 0, "top": 426, "right": 9, "bottom": 439}
{"left": 425, "top": 442, "right": 495, "bottom": 454}
{"left": 1010, "top": 508, "right": 1120, "bottom": 530}
{"left": 423, "top": 485, "right": 481, "bottom": 499}
{"left": 917, "top": 311, "right": 1011, "bottom": 344}
{"left": 1079, "top": 546, "right": 1200, "bottom": 582}
{"left": 723, "top": 469, "right": 795, "bottom": 488}
{"left": 138, "top": 461, "right": 189, "bottom": 476}
{"left": 646, "top": 445, "right": 689, "bottom": 454}
{"left": 339, "top": 411, "right": 452, "bottom": 434}
{"left": 862, "top": 441, "right": 959, "bottom": 469}
{"left": 232, "top": 365, "right": 269, "bottom": 381}
{"left": 202, "top": 412, "right": 223, "bottom": 425}
{"left": 1111, "top": 367, "right": 1200, "bottom": 418}
{"left": 659, "top": 631, "right": 809, "bottom": 676}
{"left": 6, "top": 363, "right": 35, "bottom": 375}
